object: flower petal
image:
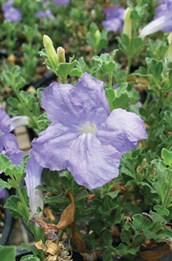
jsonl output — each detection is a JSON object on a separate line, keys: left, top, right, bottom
{"left": 32, "top": 123, "right": 79, "bottom": 170}
{"left": 73, "top": 72, "right": 109, "bottom": 124}
{"left": 53, "top": 0, "right": 70, "bottom": 7}
{"left": 3, "top": 134, "right": 24, "bottom": 165}
{"left": 25, "top": 153, "right": 43, "bottom": 215}
{"left": 103, "top": 18, "right": 122, "bottom": 32}
{"left": 42, "top": 72, "right": 109, "bottom": 126}
{"left": 67, "top": 134, "right": 121, "bottom": 189}
{"left": 140, "top": 15, "right": 172, "bottom": 38}
{"left": 97, "top": 108, "right": 147, "bottom": 154}
{"left": 10, "top": 116, "right": 29, "bottom": 131}
{"left": 0, "top": 108, "right": 11, "bottom": 134}
{"left": 42, "top": 82, "right": 78, "bottom": 125}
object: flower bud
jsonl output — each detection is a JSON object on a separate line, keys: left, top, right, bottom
{"left": 43, "top": 35, "right": 58, "bottom": 69}
{"left": 123, "top": 7, "right": 132, "bottom": 39}
{"left": 57, "top": 47, "right": 66, "bottom": 63}
{"left": 167, "top": 32, "right": 172, "bottom": 63}
{"left": 95, "top": 29, "right": 101, "bottom": 44}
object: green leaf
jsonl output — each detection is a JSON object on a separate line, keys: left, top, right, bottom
{"left": 153, "top": 205, "right": 170, "bottom": 216}
{"left": 20, "top": 255, "right": 41, "bottom": 261}
{"left": 117, "top": 34, "right": 131, "bottom": 55}
{"left": 132, "top": 213, "right": 151, "bottom": 230}
{"left": 120, "top": 229, "right": 132, "bottom": 244}
{"left": 7, "top": 97, "right": 19, "bottom": 109}
{"left": 105, "top": 88, "right": 115, "bottom": 111}
{"left": 0, "top": 178, "right": 12, "bottom": 189}
{"left": 57, "top": 61, "right": 77, "bottom": 77}
{"left": 4, "top": 195, "right": 23, "bottom": 218}
{"left": 0, "top": 154, "right": 13, "bottom": 173}
{"left": 133, "top": 37, "right": 142, "bottom": 48}
{"left": 0, "top": 246, "right": 16, "bottom": 261}
{"left": 113, "top": 93, "right": 130, "bottom": 109}
{"left": 86, "top": 23, "right": 108, "bottom": 52}
{"left": 155, "top": 61, "right": 163, "bottom": 79}
{"left": 70, "top": 57, "right": 87, "bottom": 77}
{"left": 105, "top": 190, "right": 120, "bottom": 199}
{"left": 161, "top": 148, "right": 172, "bottom": 165}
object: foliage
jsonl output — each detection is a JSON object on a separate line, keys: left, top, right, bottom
{"left": 1, "top": 0, "right": 172, "bottom": 260}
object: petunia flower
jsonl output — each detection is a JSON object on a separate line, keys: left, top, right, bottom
{"left": 25, "top": 152, "right": 43, "bottom": 216}
{"left": 2, "top": 0, "right": 22, "bottom": 22}
{"left": 102, "top": 5, "right": 125, "bottom": 32}
{"left": 32, "top": 73, "right": 147, "bottom": 189}
{"left": 140, "top": 0, "right": 172, "bottom": 38}
{"left": 0, "top": 108, "right": 24, "bottom": 166}
{"left": 53, "top": 0, "right": 70, "bottom": 7}
{"left": 36, "top": 1, "right": 54, "bottom": 19}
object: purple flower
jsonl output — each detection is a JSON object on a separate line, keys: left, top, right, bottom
{"left": 0, "top": 108, "right": 24, "bottom": 166}
{"left": 2, "top": 0, "right": 21, "bottom": 22}
{"left": 53, "top": 0, "right": 70, "bottom": 7}
{"left": 102, "top": 5, "right": 125, "bottom": 32}
{"left": 154, "top": 0, "right": 172, "bottom": 31}
{"left": 31, "top": 73, "right": 147, "bottom": 189}
{"left": 36, "top": 1, "right": 54, "bottom": 19}
{"left": 25, "top": 152, "right": 43, "bottom": 216}
{"left": 0, "top": 188, "right": 6, "bottom": 199}
{"left": 36, "top": 9, "right": 53, "bottom": 19}
{"left": 140, "top": 0, "right": 172, "bottom": 37}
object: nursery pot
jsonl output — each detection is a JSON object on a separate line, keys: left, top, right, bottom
{"left": 139, "top": 242, "right": 172, "bottom": 261}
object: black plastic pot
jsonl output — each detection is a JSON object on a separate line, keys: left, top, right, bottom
{"left": 16, "top": 250, "right": 33, "bottom": 261}
{"left": 0, "top": 189, "right": 13, "bottom": 245}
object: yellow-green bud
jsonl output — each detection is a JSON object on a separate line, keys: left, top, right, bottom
{"left": 57, "top": 47, "right": 66, "bottom": 64}
{"left": 43, "top": 35, "right": 58, "bottom": 69}
{"left": 95, "top": 29, "right": 101, "bottom": 44}
{"left": 167, "top": 33, "right": 172, "bottom": 63}
{"left": 123, "top": 8, "right": 132, "bottom": 40}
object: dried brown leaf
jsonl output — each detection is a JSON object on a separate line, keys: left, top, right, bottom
{"left": 48, "top": 191, "right": 75, "bottom": 231}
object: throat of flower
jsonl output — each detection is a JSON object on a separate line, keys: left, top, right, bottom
{"left": 80, "top": 122, "right": 97, "bottom": 134}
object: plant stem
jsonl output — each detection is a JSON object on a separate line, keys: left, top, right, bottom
{"left": 163, "top": 168, "right": 172, "bottom": 208}
{"left": 126, "top": 56, "right": 132, "bottom": 79}
{"left": 109, "top": 72, "right": 113, "bottom": 89}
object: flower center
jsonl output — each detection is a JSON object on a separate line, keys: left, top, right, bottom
{"left": 80, "top": 122, "right": 97, "bottom": 134}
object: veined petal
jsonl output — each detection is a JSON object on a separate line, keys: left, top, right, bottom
{"left": 140, "top": 15, "right": 172, "bottom": 38}
{"left": 42, "top": 82, "right": 75, "bottom": 124}
{"left": 67, "top": 134, "right": 121, "bottom": 189}
{"left": 3, "top": 134, "right": 24, "bottom": 165}
{"left": 5, "top": 149, "right": 24, "bottom": 166}
{"left": 97, "top": 108, "right": 147, "bottom": 154}
{"left": 25, "top": 153, "right": 43, "bottom": 215}
{"left": 32, "top": 124, "right": 79, "bottom": 170}
{"left": 3, "top": 133, "right": 20, "bottom": 151}
{"left": 0, "top": 108, "right": 11, "bottom": 133}
{"left": 72, "top": 72, "right": 109, "bottom": 124}
{"left": 42, "top": 72, "right": 109, "bottom": 126}
{"left": 0, "top": 109, "right": 24, "bottom": 165}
